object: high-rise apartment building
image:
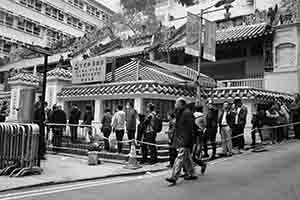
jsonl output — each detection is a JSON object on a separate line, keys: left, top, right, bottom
{"left": 0, "top": 0, "right": 114, "bottom": 57}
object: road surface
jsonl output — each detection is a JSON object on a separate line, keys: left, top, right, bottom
{"left": 1, "top": 141, "right": 300, "bottom": 200}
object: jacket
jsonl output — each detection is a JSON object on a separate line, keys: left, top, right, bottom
{"left": 51, "top": 109, "right": 67, "bottom": 129}
{"left": 206, "top": 107, "right": 219, "bottom": 130}
{"left": 101, "top": 112, "right": 112, "bottom": 130}
{"left": 233, "top": 105, "right": 248, "bottom": 127}
{"left": 125, "top": 108, "right": 137, "bottom": 131}
{"left": 172, "top": 107, "right": 194, "bottom": 148}
{"left": 69, "top": 108, "right": 81, "bottom": 124}
{"left": 166, "top": 118, "right": 176, "bottom": 142}
{"left": 111, "top": 110, "right": 126, "bottom": 130}
{"left": 83, "top": 111, "right": 93, "bottom": 125}
{"left": 145, "top": 111, "right": 156, "bottom": 134}
{"left": 218, "top": 109, "right": 235, "bottom": 128}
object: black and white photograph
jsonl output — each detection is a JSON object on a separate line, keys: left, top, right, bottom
{"left": 0, "top": 0, "right": 300, "bottom": 199}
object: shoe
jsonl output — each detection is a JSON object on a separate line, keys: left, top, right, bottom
{"left": 179, "top": 173, "right": 188, "bottom": 178}
{"left": 184, "top": 175, "right": 198, "bottom": 180}
{"left": 201, "top": 163, "right": 207, "bottom": 175}
{"left": 202, "top": 154, "right": 209, "bottom": 158}
{"left": 165, "top": 177, "right": 176, "bottom": 184}
{"left": 140, "top": 160, "right": 147, "bottom": 164}
{"left": 149, "top": 161, "right": 157, "bottom": 165}
{"left": 210, "top": 155, "right": 216, "bottom": 160}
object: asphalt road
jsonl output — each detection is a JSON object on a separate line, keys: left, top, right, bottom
{"left": 1, "top": 141, "right": 300, "bottom": 200}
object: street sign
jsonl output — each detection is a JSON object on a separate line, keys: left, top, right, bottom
{"left": 71, "top": 57, "right": 106, "bottom": 84}
{"left": 185, "top": 12, "right": 202, "bottom": 57}
{"left": 203, "top": 19, "right": 216, "bottom": 62}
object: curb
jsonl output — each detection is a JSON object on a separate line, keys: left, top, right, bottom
{"left": 0, "top": 167, "right": 168, "bottom": 193}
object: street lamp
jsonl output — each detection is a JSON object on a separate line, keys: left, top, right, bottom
{"left": 196, "top": 0, "right": 235, "bottom": 106}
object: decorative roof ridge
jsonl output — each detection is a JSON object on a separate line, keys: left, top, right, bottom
{"left": 216, "top": 23, "right": 268, "bottom": 32}
{"left": 215, "top": 86, "right": 294, "bottom": 96}
{"left": 64, "top": 80, "right": 159, "bottom": 89}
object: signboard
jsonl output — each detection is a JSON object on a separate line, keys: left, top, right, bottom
{"left": 185, "top": 12, "right": 201, "bottom": 57}
{"left": 186, "top": 12, "right": 216, "bottom": 62}
{"left": 72, "top": 57, "right": 106, "bottom": 84}
{"left": 203, "top": 19, "right": 216, "bottom": 62}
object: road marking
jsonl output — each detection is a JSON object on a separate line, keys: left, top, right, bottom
{"left": 0, "top": 173, "right": 164, "bottom": 200}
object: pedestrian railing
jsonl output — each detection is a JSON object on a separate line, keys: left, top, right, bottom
{"left": 0, "top": 123, "right": 42, "bottom": 177}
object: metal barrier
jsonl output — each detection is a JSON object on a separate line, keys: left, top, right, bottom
{"left": 46, "top": 123, "right": 99, "bottom": 152}
{"left": 0, "top": 123, "right": 42, "bottom": 177}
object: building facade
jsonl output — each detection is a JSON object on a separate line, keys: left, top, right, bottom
{"left": 0, "top": 0, "right": 114, "bottom": 57}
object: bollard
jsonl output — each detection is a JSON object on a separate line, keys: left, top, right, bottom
{"left": 124, "top": 142, "right": 141, "bottom": 170}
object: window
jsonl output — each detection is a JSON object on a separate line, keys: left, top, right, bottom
{"left": 0, "top": 40, "right": 12, "bottom": 53}
{"left": 58, "top": 12, "right": 64, "bottom": 21}
{"left": 17, "top": 18, "right": 25, "bottom": 30}
{"left": 79, "top": 1, "right": 84, "bottom": 9}
{"left": 45, "top": 5, "right": 51, "bottom": 16}
{"left": 27, "top": 0, "right": 34, "bottom": 8}
{"left": 35, "top": 0, "right": 42, "bottom": 11}
{"left": 25, "top": 21, "right": 33, "bottom": 33}
{"left": 33, "top": 25, "right": 40, "bottom": 35}
{"left": 52, "top": 8, "right": 58, "bottom": 19}
{"left": 0, "top": 11, "right": 5, "bottom": 24}
{"left": 5, "top": 14, "right": 14, "bottom": 26}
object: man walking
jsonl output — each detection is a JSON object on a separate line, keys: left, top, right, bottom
{"left": 69, "top": 104, "right": 81, "bottom": 143}
{"left": 101, "top": 109, "right": 112, "bottom": 151}
{"left": 125, "top": 102, "right": 137, "bottom": 145}
{"left": 111, "top": 105, "right": 126, "bottom": 153}
{"left": 203, "top": 99, "right": 218, "bottom": 160}
{"left": 218, "top": 101, "right": 234, "bottom": 157}
{"left": 232, "top": 98, "right": 248, "bottom": 152}
{"left": 143, "top": 103, "right": 158, "bottom": 164}
{"left": 166, "top": 98, "right": 197, "bottom": 185}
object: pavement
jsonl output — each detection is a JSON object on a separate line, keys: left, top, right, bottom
{"left": 0, "top": 154, "right": 168, "bottom": 193}
{"left": 1, "top": 140, "right": 300, "bottom": 200}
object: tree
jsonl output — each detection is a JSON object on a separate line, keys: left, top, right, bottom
{"left": 115, "top": 0, "right": 159, "bottom": 35}
{"left": 280, "top": 0, "right": 297, "bottom": 16}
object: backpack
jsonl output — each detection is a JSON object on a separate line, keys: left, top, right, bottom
{"left": 153, "top": 115, "right": 163, "bottom": 133}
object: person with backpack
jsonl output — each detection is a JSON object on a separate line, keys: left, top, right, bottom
{"left": 125, "top": 102, "right": 137, "bottom": 145}
{"left": 142, "top": 103, "right": 161, "bottom": 164}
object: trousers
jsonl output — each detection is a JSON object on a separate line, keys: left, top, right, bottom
{"left": 141, "top": 132, "right": 157, "bottom": 163}
{"left": 171, "top": 147, "right": 194, "bottom": 180}
{"left": 220, "top": 126, "right": 232, "bottom": 154}
{"left": 115, "top": 129, "right": 125, "bottom": 153}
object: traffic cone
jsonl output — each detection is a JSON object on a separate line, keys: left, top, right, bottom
{"left": 124, "top": 142, "right": 141, "bottom": 170}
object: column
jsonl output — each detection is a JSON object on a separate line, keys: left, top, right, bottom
{"left": 92, "top": 98, "right": 103, "bottom": 136}
{"left": 134, "top": 97, "right": 143, "bottom": 114}
{"left": 94, "top": 98, "right": 103, "bottom": 122}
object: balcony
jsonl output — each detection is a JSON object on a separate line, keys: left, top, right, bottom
{"left": 217, "top": 78, "right": 264, "bottom": 89}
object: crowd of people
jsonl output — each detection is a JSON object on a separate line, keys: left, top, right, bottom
{"left": 31, "top": 92, "right": 300, "bottom": 182}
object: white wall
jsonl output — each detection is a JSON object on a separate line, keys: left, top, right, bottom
{"left": 264, "top": 71, "right": 299, "bottom": 94}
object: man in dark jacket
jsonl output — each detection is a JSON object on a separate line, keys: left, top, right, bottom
{"left": 101, "top": 109, "right": 112, "bottom": 151}
{"left": 203, "top": 99, "right": 218, "bottom": 159}
{"left": 33, "top": 101, "right": 46, "bottom": 160}
{"left": 232, "top": 98, "right": 248, "bottom": 152}
{"left": 51, "top": 105, "right": 67, "bottom": 153}
{"left": 69, "top": 104, "right": 81, "bottom": 143}
{"left": 290, "top": 93, "right": 300, "bottom": 139}
{"left": 125, "top": 102, "right": 137, "bottom": 145}
{"left": 166, "top": 98, "right": 197, "bottom": 184}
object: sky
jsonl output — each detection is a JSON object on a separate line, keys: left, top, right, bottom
{"left": 96, "top": 0, "right": 120, "bottom": 12}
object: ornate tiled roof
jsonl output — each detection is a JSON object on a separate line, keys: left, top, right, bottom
{"left": 99, "top": 45, "right": 148, "bottom": 58}
{"left": 208, "top": 87, "right": 294, "bottom": 104}
{"left": 47, "top": 67, "right": 72, "bottom": 81}
{"left": 104, "top": 59, "right": 216, "bottom": 87}
{"left": 159, "top": 23, "right": 273, "bottom": 52}
{"left": 57, "top": 81, "right": 199, "bottom": 98}
{"left": 8, "top": 72, "right": 40, "bottom": 85}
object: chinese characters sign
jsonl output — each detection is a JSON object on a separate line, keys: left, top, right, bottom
{"left": 185, "top": 12, "right": 201, "bottom": 57}
{"left": 203, "top": 20, "right": 216, "bottom": 62}
{"left": 186, "top": 12, "right": 216, "bottom": 62}
{"left": 72, "top": 57, "right": 106, "bottom": 84}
